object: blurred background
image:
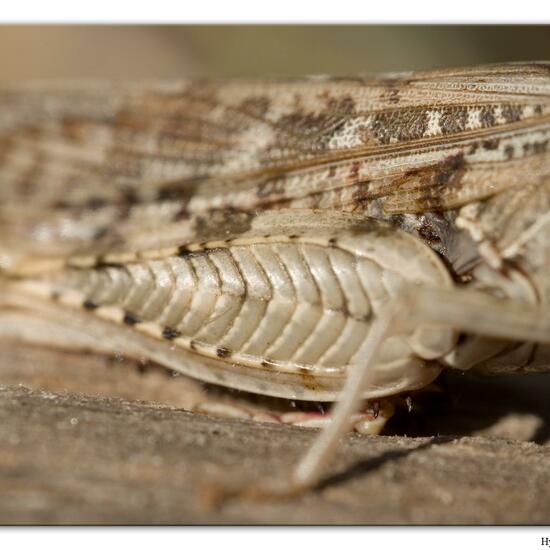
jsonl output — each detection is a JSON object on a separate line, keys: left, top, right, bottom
{"left": 1, "top": 25, "right": 550, "bottom": 84}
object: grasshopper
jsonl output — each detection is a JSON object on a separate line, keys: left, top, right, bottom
{"left": 2, "top": 61, "right": 550, "bottom": 495}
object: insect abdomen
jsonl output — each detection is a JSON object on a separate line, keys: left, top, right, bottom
{"left": 14, "top": 211, "right": 456, "bottom": 400}
{"left": 39, "top": 242, "right": 374, "bottom": 371}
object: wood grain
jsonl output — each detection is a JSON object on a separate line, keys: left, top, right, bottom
{"left": 1, "top": 342, "right": 550, "bottom": 524}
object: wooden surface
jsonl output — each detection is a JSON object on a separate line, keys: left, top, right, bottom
{"left": 1, "top": 342, "right": 550, "bottom": 524}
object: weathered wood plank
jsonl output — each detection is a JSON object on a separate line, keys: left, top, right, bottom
{"left": 1, "top": 343, "right": 550, "bottom": 524}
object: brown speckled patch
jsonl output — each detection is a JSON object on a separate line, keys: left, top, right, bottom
{"left": 370, "top": 109, "right": 428, "bottom": 145}
{"left": 192, "top": 208, "right": 256, "bottom": 240}
{"left": 439, "top": 106, "right": 468, "bottom": 135}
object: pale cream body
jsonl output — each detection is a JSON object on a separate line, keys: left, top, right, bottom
{"left": 5, "top": 210, "right": 455, "bottom": 402}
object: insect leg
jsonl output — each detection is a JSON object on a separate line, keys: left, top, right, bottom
{"left": 290, "top": 300, "right": 397, "bottom": 491}
{"left": 285, "top": 284, "right": 550, "bottom": 494}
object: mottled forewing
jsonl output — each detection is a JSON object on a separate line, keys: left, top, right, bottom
{"left": 2, "top": 62, "right": 550, "bottom": 273}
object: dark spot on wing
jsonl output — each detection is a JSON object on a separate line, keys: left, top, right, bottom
{"left": 504, "top": 145, "right": 515, "bottom": 160}
{"left": 523, "top": 139, "right": 549, "bottom": 156}
{"left": 52, "top": 200, "right": 71, "bottom": 210}
{"left": 479, "top": 106, "right": 495, "bottom": 128}
{"left": 350, "top": 181, "right": 373, "bottom": 211}
{"left": 482, "top": 138, "right": 499, "bottom": 150}
{"left": 86, "top": 196, "right": 108, "bottom": 210}
{"left": 433, "top": 153, "right": 466, "bottom": 187}
{"left": 348, "top": 161, "right": 361, "bottom": 180}
{"left": 17, "top": 178, "right": 38, "bottom": 199}
{"left": 238, "top": 95, "right": 271, "bottom": 118}
{"left": 121, "top": 188, "right": 139, "bottom": 205}
{"left": 468, "top": 142, "right": 480, "bottom": 154}
{"left": 137, "top": 363, "right": 150, "bottom": 374}
{"left": 123, "top": 312, "right": 140, "bottom": 326}
{"left": 92, "top": 226, "right": 110, "bottom": 241}
{"left": 501, "top": 104, "right": 523, "bottom": 123}
{"left": 152, "top": 179, "right": 202, "bottom": 210}
{"left": 216, "top": 347, "right": 232, "bottom": 358}
{"left": 94, "top": 257, "right": 119, "bottom": 269}
{"left": 162, "top": 327, "right": 182, "bottom": 340}
{"left": 257, "top": 176, "right": 287, "bottom": 200}
{"left": 387, "top": 89, "right": 401, "bottom": 104}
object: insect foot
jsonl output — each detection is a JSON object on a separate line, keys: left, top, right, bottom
{"left": 277, "top": 399, "right": 394, "bottom": 434}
